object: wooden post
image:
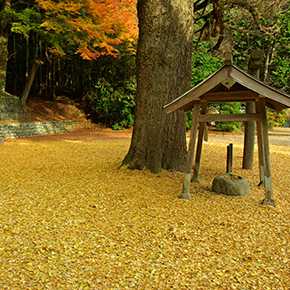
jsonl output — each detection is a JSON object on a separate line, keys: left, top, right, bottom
{"left": 192, "top": 101, "right": 207, "bottom": 182}
{"left": 180, "top": 101, "right": 201, "bottom": 200}
{"left": 224, "top": 52, "right": 233, "bottom": 65}
{"left": 204, "top": 124, "right": 208, "bottom": 141}
{"left": 259, "top": 98, "right": 275, "bottom": 206}
{"left": 226, "top": 143, "right": 233, "bottom": 173}
{"left": 255, "top": 100, "right": 265, "bottom": 187}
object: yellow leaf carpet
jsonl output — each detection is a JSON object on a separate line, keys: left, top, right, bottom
{"left": 0, "top": 132, "right": 289, "bottom": 289}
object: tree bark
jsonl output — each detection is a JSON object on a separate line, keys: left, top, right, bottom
{"left": 52, "top": 56, "right": 56, "bottom": 100}
{"left": 0, "top": 0, "right": 11, "bottom": 92}
{"left": 243, "top": 50, "right": 263, "bottom": 169}
{"left": 20, "top": 59, "right": 43, "bottom": 110}
{"left": 263, "top": 38, "right": 275, "bottom": 84}
{"left": 122, "top": 0, "right": 194, "bottom": 174}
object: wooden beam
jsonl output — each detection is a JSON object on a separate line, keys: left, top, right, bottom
{"left": 198, "top": 113, "right": 260, "bottom": 123}
{"left": 192, "top": 101, "right": 207, "bottom": 183}
{"left": 202, "top": 91, "right": 259, "bottom": 103}
{"left": 255, "top": 101, "right": 265, "bottom": 187}
{"left": 259, "top": 98, "right": 275, "bottom": 206}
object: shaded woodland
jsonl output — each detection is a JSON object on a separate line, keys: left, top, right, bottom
{"left": 1, "top": 0, "right": 290, "bottom": 131}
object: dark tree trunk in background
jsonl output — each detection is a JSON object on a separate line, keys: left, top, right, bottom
{"left": 0, "top": 31, "right": 8, "bottom": 91}
{"left": 0, "top": 0, "right": 11, "bottom": 91}
{"left": 122, "top": 0, "right": 194, "bottom": 174}
{"left": 263, "top": 39, "right": 275, "bottom": 84}
{"left": 21, "top": 59, "right": 43, "bottom": 110}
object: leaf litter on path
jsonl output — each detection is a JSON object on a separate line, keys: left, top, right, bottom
{"left": 0, "top": 133, "right": 289, "bottom": 289}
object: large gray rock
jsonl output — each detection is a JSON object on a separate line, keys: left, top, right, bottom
{"left": 212, "top": 173, "right": 251, "bottom": 196}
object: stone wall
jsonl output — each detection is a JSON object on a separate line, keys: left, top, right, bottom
{"left": 0, "top": 94, "right": 21, "bottom": 121}
{"left": 0, "top": 120, "right": 79, "bottom": 140}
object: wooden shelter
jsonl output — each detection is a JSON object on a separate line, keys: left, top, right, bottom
{"left": 163, "top": 53, "right": 290, "bottom": 206}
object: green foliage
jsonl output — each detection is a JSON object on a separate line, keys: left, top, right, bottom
{"left": 267, "top": 109, "right": 287, "bottom": 127}
{"left": 85, "top": 77, "right": 136, "bottom": 130}
{"left": 186, "top": 110, "right": 193, "bottom": 130}
{"left": 187, "top": 41, "right": 243, "bottom": 132}
{"left": 186, "top": 42, "right": 223, "bottom": 130}
{"left": 215, "top": 102, "right": 243, "bottom": 132}
{"left": 191, "top": 42, "right": 223, "bottom": 88}
{"left": 224, "top": 1, "right": 290, "bottom": 94}
{"left": 11, "top": 7, "right": 43, "bottom": 36}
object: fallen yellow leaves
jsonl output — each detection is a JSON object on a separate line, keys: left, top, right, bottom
{"left": 224, "top": 174, "right": 240, "bottom": 179}
{"left": 0, "top": 133, "right": 289, "bottom": 289}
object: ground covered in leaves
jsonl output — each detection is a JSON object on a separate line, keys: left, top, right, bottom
{"left": 0, "top": 131, "right": 289, "bottom": 289}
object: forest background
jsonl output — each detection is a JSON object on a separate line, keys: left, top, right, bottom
{"left": 1, "top": 0, "right": 290, "bottom": 130}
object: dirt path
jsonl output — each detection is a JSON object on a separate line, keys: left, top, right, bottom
{"left": 207, "top": 127, "right": 290, "bottom": 146}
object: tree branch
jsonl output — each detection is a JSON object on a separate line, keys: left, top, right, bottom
{"left": 194, "top": 0, "right": 211, "bottom": 12}
{"left": 228, "top": 0, "right": 279, "bottom": 35}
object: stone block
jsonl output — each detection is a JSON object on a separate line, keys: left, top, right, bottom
{"left": 212, "top": 173, "right": 251, "bottom": 196}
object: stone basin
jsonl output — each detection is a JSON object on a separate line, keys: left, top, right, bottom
{"left": 212, "top": 173, "right": 251, "bottom": 196}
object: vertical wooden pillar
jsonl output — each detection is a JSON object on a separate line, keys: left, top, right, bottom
{"left": 259, "top": 98, "right": 275, "bottom": 206}
{"left": 204, "top": 124, "right": 209, "bottom": 141}
{"left": 179, "top": 101, "right": 201, "bottom": 200}
{"left": 255, "top": 100, "right": 265, "bottom": 187}
{"left": 192, "top": 101, "right": 207, "bottom": 182}
{"left": 226, "top": 143, "right": 233, "bottom": 173}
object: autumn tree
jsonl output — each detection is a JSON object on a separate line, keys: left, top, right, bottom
{"left": 122, "top": 0, "right": 194, "bottom": 174}
{"left": 1, "top": 0, "right": 137, "bottom": 107}
{"left": 36, "top": 0, "right": 137, "bottom": 59}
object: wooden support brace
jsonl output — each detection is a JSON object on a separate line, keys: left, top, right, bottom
{"left": 198, "top": 113, "right": 260, "bottom": 123}
{"left": 192, "top": 101, "right": 207, "bottom": 182}
{"left": 259, "top": 98, "right": 275, "bottom": 206}
{"left": 180, "top": 101, "right": 201, "bottom": 200}
{"left": 255, "top": 100, "right": 265, "bottom": 187}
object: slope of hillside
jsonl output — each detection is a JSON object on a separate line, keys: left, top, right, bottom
{"left": 26, "top": 95, "right": 84, "bottom": 122}
{"left": 25, "top": 95, "right": 132, "bottom": 134}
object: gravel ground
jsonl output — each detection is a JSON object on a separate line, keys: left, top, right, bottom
{"left": 202, "top": 127, "right": 290, "bottom": 147}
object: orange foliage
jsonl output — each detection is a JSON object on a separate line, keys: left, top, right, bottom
{"left": 36, "top": 0, "right": 138, "bottom": 59}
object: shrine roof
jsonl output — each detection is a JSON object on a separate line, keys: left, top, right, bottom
{"left": 164, "top": 63, "right": 290, "bottom": 113}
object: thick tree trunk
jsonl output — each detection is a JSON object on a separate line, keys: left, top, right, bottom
{"left": 122, "top": 0, "right": 194, "bottom": 174}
